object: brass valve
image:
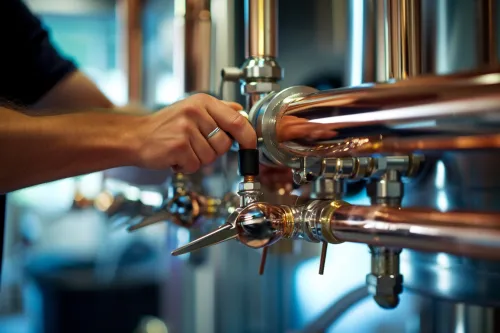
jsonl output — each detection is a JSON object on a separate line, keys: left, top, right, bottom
{"left": 171, "top": 199, "right": 348, "bottom": 253}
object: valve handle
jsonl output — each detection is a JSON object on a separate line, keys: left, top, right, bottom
{"left": 259, "top": 247, "right": 269, "bottom": 275}
{"left": 171, "top": 222, "right": 238, "bottom": 256}
{"left": 319, "top": 242, "right": 328, "bottom": 275}
{"left": 238, "top": 149, "right": 260, "bottom": 177}
{"left": 127, "top": 211, "right": 172, "bottom": 231}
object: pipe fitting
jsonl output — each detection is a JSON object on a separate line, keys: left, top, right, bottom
{"left": 366, "top": 247, "right": 403, "bottom": 309}
{"left": 243, "top": 82, "right": 281, "bottom": 95}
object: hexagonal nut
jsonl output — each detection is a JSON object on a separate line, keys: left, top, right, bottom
{"left": 366, "top": 274, "right": 403, "bottom": 297}
{"left": 238, "top": 181, "right": 261, "bottom": 191}
{"left": 241, "top": 57, "right": 283, "bottom": 80}
{"left": 367, "top": 180, "right": 403, "bottom": 199}
{"left": 242, "top": 82, "right": 280, "bottom": 94}
{"left": 244, "top": 65, "right": 283, "bottom": 80}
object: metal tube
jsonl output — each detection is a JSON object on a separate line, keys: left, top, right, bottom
{"left": 118, "top": 0, "right": 144, "bottom": 103}
{"left": 184, "top": 0, "right": 212, "bottom": 92}
{"left": 477, "top": 0, "right": 497, "bottom": 67}
{"left": 330, "top": 205, "right": 500, "bottom": 260}
{"left": 272, "top": 69, "right": 500, "bottom": 158}
{"left": 387, "top": 0, "right": 422, "bottom": 79}
{"left": 245, "top": 0, "right": 278, "bottom": 58}
{"left": 298, "top": 285, "right": 369, "bottom": 333}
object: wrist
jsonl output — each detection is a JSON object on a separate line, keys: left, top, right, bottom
{"left": 127, "top": 113, "right": 156, "bottom": 167}
{"left": 116, "top": 103, "right": 150, "bottom": 115}
{"left": 36, "top": 111, "right": 151, "bottom": 169}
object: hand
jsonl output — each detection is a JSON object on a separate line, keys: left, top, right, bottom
{"left": 135, "top": 94, "right": 257, "bottom": 173}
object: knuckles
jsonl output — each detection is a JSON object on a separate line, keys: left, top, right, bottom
{"left": 230, "top": 113, "right": 247, "bottom": 129}
{"left": 169, "top": 138, "right": 189, "bottom": 152}
{"left": 181, "top": 105, "right": 203, "bottom": 118}
{"left": 175, "top": 115, "right": 195, "bottom": 134}
{"left": 190, "top": 93, "right": 216, "bottom": 105}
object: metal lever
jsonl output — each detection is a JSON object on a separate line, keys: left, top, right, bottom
{"left": 259, "top": 247, "right": 268, "bottom": 275}
{"left": 319, "top": 241, "right": 328, "bottom": 275}
{"left": 171, "top": 149, "right": 263, "bottom": 257}
{"left": 172, "top": 218, "right": 239, "bottom": 256}
{"left": 127, "top": 211, "right": 171, "bottom": 231}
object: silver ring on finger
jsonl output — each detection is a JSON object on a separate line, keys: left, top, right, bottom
{"left": 206, "top": 127, "right": 221, "bottom": 139}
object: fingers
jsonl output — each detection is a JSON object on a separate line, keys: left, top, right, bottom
{"left": 197, "top": 96, "right": 257, "bottom": 149}
{"left": 190, "top": 129, "right": 218, "bottom": 165}
{"left": 174, "top": 144, "right": 200, "bottom": 174}
{"left": 183, "top": 99, "right": 234, "bottom": 155}
{"left": 207, "top": 128, "right": 233, "bottom": 155}
{"left": 170, "top": 94, "right": 256, "bottom": 175}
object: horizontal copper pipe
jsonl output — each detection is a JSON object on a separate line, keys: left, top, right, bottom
{"left": 275, "top": 68, "right": 500, "bottom": 157}
{"left": 331, "top": 205, "right": 500, "bottom": 259}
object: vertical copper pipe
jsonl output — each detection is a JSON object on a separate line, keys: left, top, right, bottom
{"left": 376, "top": 0, "right": 389, "bottom": 82}
{"left": 421, "top": 0, "right": 437, "bottom": 74}
{"left": 387, "top": 0, "right": 422, "bottom": 80}
{"left": 118, "top": 0, "right": 144, "bottom": 104}
{"left": 246, "top": 0, "right": 278, "bottom": 58}
{"left": 184, "top": 0, "right": 212, "bottom": 93}
{"left": 477, "top": 0, "right": 497, "bottom": 67}
{"left": 362, "top": 0, "right": 377, "bottom": 84}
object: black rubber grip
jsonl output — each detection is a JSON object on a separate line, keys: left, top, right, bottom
{"left": 238, "top": 149, "right": 259, "bottom": 176}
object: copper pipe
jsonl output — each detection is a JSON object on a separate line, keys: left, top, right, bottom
{"left": 184, "top": 0, "right": 212, "bottom": 92}
{"left": 118, "top": 0, "right": 144, "bottom": 103}
{"left": 273, "top": 68, "right": 500, "bottom": 158}
{"left": 385, "top": 0, "right": 422, "bottom": 80}
{"left": 375, "top": 0, "right": 389, "bottom": 81}
{"left": 246, "top": 0, "right": 278, "bottom": 58}
{"left": 330, "top": 205, "right": 500, "bottom": 260}
{"left": 477, "top": 0, "right": 497, "bottom": 67}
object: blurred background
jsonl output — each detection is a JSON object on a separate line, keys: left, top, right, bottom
{"left": 1, "top": 0, "right": 500, "bottom": 332}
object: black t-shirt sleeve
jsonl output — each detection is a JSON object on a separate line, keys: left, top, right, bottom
{"left": 0, "top": 0, "right": 77, "bottom": 106}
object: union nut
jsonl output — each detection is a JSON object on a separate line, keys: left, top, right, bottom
{"left": 238, "top": 182, "right": 261, "bottom": 192}
{"left": 366, "top": 273, "right": 403, "bottom": 309}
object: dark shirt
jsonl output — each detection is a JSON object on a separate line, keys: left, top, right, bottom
{"left": 0, "top": 0, "right": 78, "bottom": 281}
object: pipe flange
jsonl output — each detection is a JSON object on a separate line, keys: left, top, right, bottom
{"left": 248, "top": 86, "right": 319, "bottom": 168}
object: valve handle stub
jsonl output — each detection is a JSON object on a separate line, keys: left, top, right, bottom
{"left": 238, "top": 149, "right": 260, "bottom": 176}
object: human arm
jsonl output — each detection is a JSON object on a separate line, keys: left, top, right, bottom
{"left": 0, "top": 94, "right": 256, "bottom": 193}
{"left": 31, "top": 70, "right": 114, "bottom": 111}
{"left": 31, "top": 70, "right": 151, "bottom": 115}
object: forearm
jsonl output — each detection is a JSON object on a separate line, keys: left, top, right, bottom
{"left": 0, "top": 107, "right": 146, "bottom": 193}
{"left": 29, "top": 71, "right": 150, "bottom": 116}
